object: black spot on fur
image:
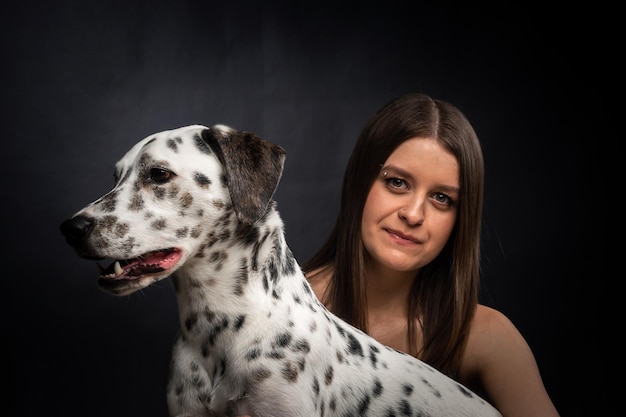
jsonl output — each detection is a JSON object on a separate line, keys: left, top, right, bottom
{"left": 334, "top": 322, "right": 346, "bottom": 337}
{"left": 303, "top": 280, "right": 313, "bottom": 295}
{"left": 369, "top": 344, "right": 379, "bottom": 368}
{"left": 266, "top": 350, "right": 285, "bottom": 360}
{"left": 119, "top": 236, "right": 137, "bottom": 254}
{"left": 422, "top": 377, "right": 442, "bottom": 398}
{"left": 347, "top": 333, "right": 364, "bottom": 357}
{"left": 281, "top": 247, "right": 298, "bottom": 276}
{"left": 251, "top": 231, "right": 270, "bottom": 271}
{"left": 456, "top": 382, "right": 475, "bottom": 398}
{"left": 100, "top": 192, "right": 118, "bottom": 213}
{"left": 194, "top": 172, "right": 211, "bottom": 188}
{"left": 193, "top": 132, "right": 212, "bottom": 154}
{"left": 151, "top": 218, "right": 166, "bottom": 230}
{"left": 114, "top": 223, "right": 129, "bottom": 238}
{"left": 358, "top": 394, "right": 371, "bottom": 415}
{"left": 184, "top": 312, "right": 198, "bottom": 332}
{"left": 191, "top": 225, "right": 203, "bottom": 238}
{"left": 128, "top": 193, "right": 144, "bottom": 211}
{"left": 246, "top": 347, "right": 261, "bottom": 360}
{"left": 233, "top": 315, "right": 246, "bottom": 331}
{"left": 168, "top": 184, "right": 180, "bottom": 199}
{"left": 262, "top": 274, "right": 269, "bottom": 293}
{"left": 209, "top": 251, "right": 227, "bottom": 270}
{"left": 197, "top": 390, "right": 211, "bottom": 406}
{"left": 180, "top": 192, "right": 193, "bottom": 208}
{"left": 166, "top": 138, "right": 179, "bottom": 152}
{"left": 297, "top": 357, "right": 306, "bottom": 371}
{"left": 273, "top": 332, "right": 292, "bottom": 348}
{"left": 252, "top": 367, "right": 272, "bottom": 382}
{"left": 215, "top": 357, "right": 226, "bottom": 379}
{"left": 398, "top": 399, "right": 412, "bottom": 416}
{"left": 402, "top": 384, "right": 413, "bottom": 396}
{"left": 373, "top": 378, "right": 383, "bottom": 397}
{"left": 138, "top": 152, "right": 152, "bottom": 167}
{"left": 324, "top": 366, "right": 334, "bottom": 385}
{"left": 191, "top": 373, "right": 206, "bottom": 388}
{"left": 266, "top": 257, "right": 279, "bottom": 287}
{"left": 233, "top": 259, "right": 249, "bottom": 295}
{"left": 291, "top": 339, "right": 310, "bottom": 354}
{"left": 206, "top": 315, "right": 229, "bottom": 346}
{"left": 312, "top": 376, "right": 320, "bottom": 397}
{"left": 154, "top": 187, "right": 166, "bottom": 199}
{"left": 218, "top": 229, "right": 230, "bottom": 241}
{"left": 235, "top": 223, "right": 260, "bottom": 246}
{"left": 281, "top": 361, "right": 299, "bottom": 382}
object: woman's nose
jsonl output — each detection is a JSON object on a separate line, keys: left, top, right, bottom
{"left": 398, "top": 197, "right": 425, "bottom": 225}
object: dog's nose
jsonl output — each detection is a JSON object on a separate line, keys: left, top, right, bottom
{"left": 59, "top": 215, "right": 94, "bottom": 247}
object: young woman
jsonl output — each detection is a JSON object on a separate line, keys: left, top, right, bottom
{"left": 303, "top": 93, "right": 560, "bottom": 417}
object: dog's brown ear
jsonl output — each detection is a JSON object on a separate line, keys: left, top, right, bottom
{"left": 202, "top": 126, "right": 286, "bottom": 225}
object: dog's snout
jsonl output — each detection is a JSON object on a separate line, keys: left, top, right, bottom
{"left": 60, "top": 215, "right": 94, "bottom": 247}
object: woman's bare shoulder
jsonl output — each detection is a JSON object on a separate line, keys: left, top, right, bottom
{"left": 465, "top": 305, "right": 528, "bottom": 367}
{"left": 463, "top": 305, "right": 560, "bottom": 416}
{"left": 472, "top": 304, "right": 517, "bottom": 334}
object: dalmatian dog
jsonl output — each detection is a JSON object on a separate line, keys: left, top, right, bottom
{"left": 59, "top": 124, "right": 502, "bottom": 417}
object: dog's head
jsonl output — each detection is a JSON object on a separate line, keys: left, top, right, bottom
{"left": 60, "top": 124, "right": 285, "bottom": 296}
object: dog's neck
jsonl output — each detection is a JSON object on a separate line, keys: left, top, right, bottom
{"left": 171, "top": 204, "right": 315, "bottom": 342}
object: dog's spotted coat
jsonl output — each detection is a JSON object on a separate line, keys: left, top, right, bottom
{"left": 60, "top": 125, "right": 502, "bottom": 417}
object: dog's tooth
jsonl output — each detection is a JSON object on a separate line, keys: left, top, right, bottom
{"left": 114, "top": 261, "right": 123, "bottom": 276}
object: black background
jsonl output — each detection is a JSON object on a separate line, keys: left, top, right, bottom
{"left": 3, "top": 1, "right": 612, "bottom": 416}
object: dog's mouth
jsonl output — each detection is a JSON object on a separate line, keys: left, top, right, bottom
{"left": 97, "top": 248, "right": 182, "bottom": 281}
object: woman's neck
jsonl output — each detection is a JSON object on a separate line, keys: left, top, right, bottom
{"left": 364, "top": 261, "right": 416, "bottom": 313}
{"left": 363, "top": 262, "right": 423, "bottom": 355}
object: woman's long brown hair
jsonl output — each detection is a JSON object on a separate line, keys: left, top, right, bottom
{"left": 303, "top": 93, "right": 484, "bottom": 378}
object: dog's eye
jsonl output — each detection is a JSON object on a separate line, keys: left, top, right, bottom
{"left": 150, "top": 167, "right": 174, "bottom": 184}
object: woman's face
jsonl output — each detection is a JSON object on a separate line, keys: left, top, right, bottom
{"left": 361, "top": 137, "right": 459, "bottom": 274}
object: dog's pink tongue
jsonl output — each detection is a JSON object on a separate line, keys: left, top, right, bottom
{"left": 100, "top": 248, "right": 183, "bottom": 278}
{"left": 143, "top": 249, "right": 182, "bottom": 269}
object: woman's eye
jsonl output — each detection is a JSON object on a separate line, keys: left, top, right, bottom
{"left": 150, "top": 167, "right": 174, "bottom": 184}
{"left": 433, "top": 192, "right": 454, "bottom": 207}
{"left": 386, "top": 177, "right": 408, "bottom": 189}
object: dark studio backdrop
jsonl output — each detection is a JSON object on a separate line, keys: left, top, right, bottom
{"left": 3, "top": 1, "right": 611, "bottom": 416}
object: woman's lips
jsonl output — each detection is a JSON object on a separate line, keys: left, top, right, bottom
{"left": 385, "top": 228, "right": 421, "bottom": 244}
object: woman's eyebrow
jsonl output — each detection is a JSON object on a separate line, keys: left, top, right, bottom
{"left": 436, "top": 184, "right": 461, "bottom": 195}
{"left": 380, "top": 165, "right": 411, "bottom": 178}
